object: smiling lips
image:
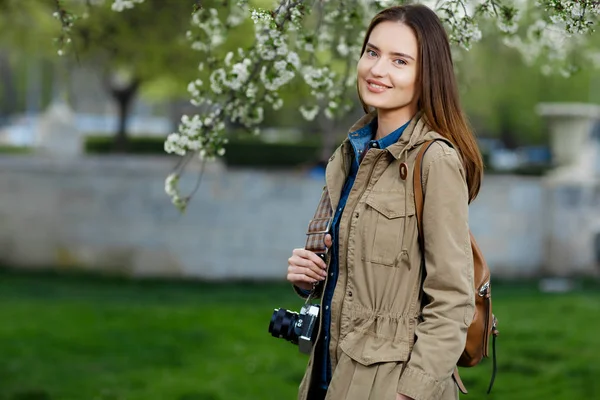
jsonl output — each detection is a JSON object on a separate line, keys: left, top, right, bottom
{"left": 366, "top": 79, "right": 392, "bottom": 93}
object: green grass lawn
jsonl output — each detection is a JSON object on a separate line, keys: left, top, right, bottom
{"left": 0, "top": 270, "right": 598, "bottom": 400}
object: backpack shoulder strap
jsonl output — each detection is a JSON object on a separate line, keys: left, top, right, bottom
{"left": 412, "top": 139, "right": 444, "bottom": 250}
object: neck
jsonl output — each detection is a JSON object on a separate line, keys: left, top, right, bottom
{"left": 374, "top": 108, "right": 416, "bottom": 140}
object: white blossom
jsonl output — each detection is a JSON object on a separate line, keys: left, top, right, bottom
{"left": 300, "top": 105, "right": 319, "bottom": 121}
{"left": 497, "top": 10, "right": 520, "bottom": 34}
{"left": 226, "top": 62, "right": 251, "bottom": 90}
{"left": 211, "top": 33, "right": 225, "bottom": 47}
{"left": 227, "top": 4, "right": 248, "bottom": 27}
{"left": 272, "top": 97, "right": 284, "bottom": 110}
{"left": 111, "top": 0, "right": 144, "bottom": 12}
{"left": 286, "top": 51, "right": 301, "bottom": 69}
{"left": 260, "top": 65, "right": 295, "bottom": 91}
{"left": 337, "top": 38, "right": 350, "bottom": 57}
{"left": 245, "top": 83, "right": 258, "bottom": 98}
{"left": 224, "top": 52, "right": 234, "bottom": 66}
{"left": 191, "top": 41, "right": 208, "bottom": 52}
{"left": 374, "top": 0, "right": 396, "bottom": 7}
{"left": 250, "top": 8, "right": 273, "bottom": 24}
{"left": 302, "top": 66, "right": 334, "bottom": 91}
{"left": 165, "top": 173, "right": 179, "bottom": 197}
{"left": 210, "top": 68, "right": 226, "bottom": 94}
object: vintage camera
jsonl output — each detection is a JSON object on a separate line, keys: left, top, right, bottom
{"left": 269, "top": 303, "right": 320, "bottom": 354}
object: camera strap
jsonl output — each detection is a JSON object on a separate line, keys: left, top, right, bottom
{"left": 305, "top": 187, "right": 334, "bottom": 259}
{"left": 303, "top": 186, "right": 334, "bottom": 300}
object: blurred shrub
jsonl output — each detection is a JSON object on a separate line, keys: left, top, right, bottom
{"left": 223, "top": 135, "right": 320, "bottom": 167}
{"left": 84, "top": 135, "right": 321, "bottom": 167}
{"left": 84, "top": 135, "right": 550, "bottom": 174}
{"left": 84, "top": 136, "right": 169, "bottom": 155}
{"left": 0, "top": 145, "right": 31, "bottom": 154}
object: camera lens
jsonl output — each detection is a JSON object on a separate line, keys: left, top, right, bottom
{"left": 269, "top": 308, "right": 299, "bottom": 343}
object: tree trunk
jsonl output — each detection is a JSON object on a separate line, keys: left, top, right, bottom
{"left": 0, "top": 50, "right": 17, "bottom": 118}
{"left": 106, "top": 78, "right": 140, "bottom": 152}
{"left": 497, "top": 102, "right": 517, "bottom": 150}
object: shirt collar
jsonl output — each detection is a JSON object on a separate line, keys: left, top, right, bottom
{"left": 376, "top": 120, "right": 410, "bottom": 149}
{"left": 347, "top": 118, "right": 411, "bottom": 162}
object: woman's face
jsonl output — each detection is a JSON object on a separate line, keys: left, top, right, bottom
{"left": 357, "top": 21, "right": 419, "bottom": 118}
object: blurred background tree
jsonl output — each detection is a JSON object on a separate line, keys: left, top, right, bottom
{"left": 458, "top": 16, "right": 600, "bottom": 148}
{"left": 0, "top": 0, "right": 598, "bottom": 182}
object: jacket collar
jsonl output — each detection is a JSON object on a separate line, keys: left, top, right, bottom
{"left": 347, "top": 110, "right": 448, "bottom": 160}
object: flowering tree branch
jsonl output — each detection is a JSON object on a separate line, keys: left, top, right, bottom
{"left": 53, "top": 0, "right": 600, "bottom": 211}
{"left": 53, "top": 0, "right": 78, "bottom": 56}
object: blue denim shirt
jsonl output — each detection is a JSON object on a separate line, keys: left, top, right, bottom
{"left": 316, "top": 118, "right": 410, "bottom": 390}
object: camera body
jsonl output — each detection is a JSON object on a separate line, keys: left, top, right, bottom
{"left": 269, "top": 303, "right": 320, "bottom": 354}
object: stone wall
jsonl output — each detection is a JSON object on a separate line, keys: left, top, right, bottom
{"left": 0, "top": 155, "right": 551, "bottom": 280}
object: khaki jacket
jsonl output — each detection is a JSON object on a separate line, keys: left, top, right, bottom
{"left": 298, "top": 111, "right": 475, "bottom": 400}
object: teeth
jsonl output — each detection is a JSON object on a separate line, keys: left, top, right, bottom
{"left": 369, "top": 82, "right": 387, "bottom": 89}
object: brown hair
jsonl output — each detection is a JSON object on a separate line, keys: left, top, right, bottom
{"left": 358, "top": 4, "right": 483, "bottom": 202}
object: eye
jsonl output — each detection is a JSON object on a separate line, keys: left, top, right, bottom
{"left": 394, "top": 59, "right": 407, "bottom": 66}
{"left": 366, "top": 49, "right": 378, "bottom": 57}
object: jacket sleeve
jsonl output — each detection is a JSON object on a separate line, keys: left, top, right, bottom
{"left": 292, "top": 281, "right": 324, "bottom": 300}
{"left": 397, "top": 145, "right": 475, "bottom": 400}
{"left": 293, "top": 285, "right": 313, "bottom": 299}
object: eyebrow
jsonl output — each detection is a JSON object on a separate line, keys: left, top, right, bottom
{"left": 366, "top": 43, "right": 415, "bottom": 61}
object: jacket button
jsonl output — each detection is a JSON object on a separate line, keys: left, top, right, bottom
{"left": 348, "top": 291, "right": 353, "bottom": 297}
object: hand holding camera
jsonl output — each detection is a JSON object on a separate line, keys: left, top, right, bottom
{"left": 269, "top": 234, "right": 332, "bottom": 354}
{"left": 286, "top": 234, "right": 332, "bottom": 291}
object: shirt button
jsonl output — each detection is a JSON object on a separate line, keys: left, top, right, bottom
{"left": 325, "top": 335, "right": 328, "bottom": 340}
{"left": 338, "top": 207, "right": 342, "bottom": 212}
{"left": 370, "top": 142, "right": 378, "bottom": 148}
{"left": 330, "top": 272, "right": 333, "bottom": 277}
{"left": 325, "top": 305, "right": 329, "bottom": 310}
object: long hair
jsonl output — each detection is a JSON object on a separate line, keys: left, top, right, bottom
{"left": 357, "top": 4, "right": 483, "bottom": 202}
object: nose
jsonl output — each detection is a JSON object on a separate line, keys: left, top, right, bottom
{"left": 370, "top": 57, "right": 388, "bottom": 78}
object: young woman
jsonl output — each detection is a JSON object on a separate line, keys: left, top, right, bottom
{"left": 286, "top": 4, "right": 483, "bottom": 400}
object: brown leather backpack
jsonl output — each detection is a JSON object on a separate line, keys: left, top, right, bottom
{"left": 412, "top": 140, "right": 499, "bottom": 394}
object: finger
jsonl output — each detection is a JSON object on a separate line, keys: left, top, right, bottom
{"left": 291, "top": 247, "right": 306, "bottom": 256}
{"left": 299, "top": 255, "right": 328, "bottom": 275}
{"left": 287, "top": 273, "right": 318, "bottom": 285}
{"left": 288, "top": 265, "right": 324, "bottom": 281}
{"left": 296, "top": 249, "right": 327, "bottom": 269}
{"left": 291, "top": 248, "right": 327, "bottom": 269}
{"left": 324, "top": 234, "right": 333, "bottom": 249}
{"left": 288, "top": 257, "right": 327, "bottom": 278}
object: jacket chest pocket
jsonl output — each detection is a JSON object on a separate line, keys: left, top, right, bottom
{"left": 361, "top": 190, "right": 415, "bottom": 267}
